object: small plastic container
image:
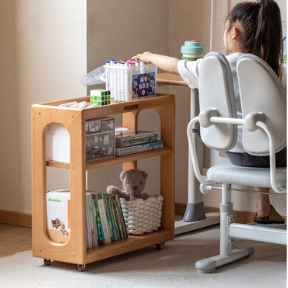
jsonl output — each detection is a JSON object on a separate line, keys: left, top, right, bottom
{"left": 46, "top": 117, "right": 115, "bottom": 162}
{"left": 85, "top": 131, "right": 115, "bottom": 161}
{"left": 181, "top": 40, "right": 205, "bottom": 61}
{"left": 85, "top": 117, "right": 115, "bottom": 161}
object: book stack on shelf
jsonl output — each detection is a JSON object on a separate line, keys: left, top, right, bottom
{"left": 86, "top": 192, "right": 128, "bottom": 249}
{"left": 115, "top": 127, "right": 163, "bottom": 156}
{"left": 46, "top": 190, "right": 127, "bottom": 249}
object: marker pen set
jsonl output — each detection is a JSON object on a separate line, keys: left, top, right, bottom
{"left": 105, "top": 59, "right": 157, "bottom": 102}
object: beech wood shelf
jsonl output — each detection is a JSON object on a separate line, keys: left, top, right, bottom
{"left": 31, "top": 93, "right": 175, "bottom": 267}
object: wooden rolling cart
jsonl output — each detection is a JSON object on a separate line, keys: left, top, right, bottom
{"left": 31, "top": 93, "right": 175, "bottom": 271}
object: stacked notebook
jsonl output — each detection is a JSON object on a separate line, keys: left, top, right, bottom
{"left": 115, "top": 127, "right": 163, "bottom": 156}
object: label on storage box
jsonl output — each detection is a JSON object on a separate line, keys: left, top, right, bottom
{"left": 132, "top": 72, "right": 156, "bottom": 99}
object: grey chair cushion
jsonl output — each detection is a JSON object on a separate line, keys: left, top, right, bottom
{"left": 207, "top": 162, "right": 287, "bottom": 189}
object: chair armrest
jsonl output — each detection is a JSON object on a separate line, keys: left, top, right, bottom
{"left": 187, "top": 117, "right": 214, "bottom": 186}
{"left": 256, "top": 121, "right": 287, "bottom": 194}
{"left": 187, "top": 112, "right": 286, "bottom": 194}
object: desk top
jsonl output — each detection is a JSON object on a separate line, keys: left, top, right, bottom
{"left": 157, "top": 72, "right": 187, "bottom": 86}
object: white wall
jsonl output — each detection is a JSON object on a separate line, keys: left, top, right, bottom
{"left": 86, "top": 0, "right": 169, "bottom": 194}
{"left": 0, "top": 0, "right": 87, "bottom": 213}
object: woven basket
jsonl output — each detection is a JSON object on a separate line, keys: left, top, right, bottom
{"left": 120, "top": 195, "right": 163, "bottom": 235}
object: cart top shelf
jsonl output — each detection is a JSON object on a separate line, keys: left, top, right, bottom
{"left": 32, "top": 93, "right": 175, "bottom": 121}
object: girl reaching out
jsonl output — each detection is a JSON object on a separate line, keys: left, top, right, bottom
{"left": 136, "top": 0, "right": 286, "bottom": 224}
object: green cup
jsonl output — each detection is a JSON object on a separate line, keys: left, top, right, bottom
{"left": 181, "top": 40, "right": 205, "bottom": 61}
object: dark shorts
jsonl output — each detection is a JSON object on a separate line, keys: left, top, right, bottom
{"left": 225, "top": 147, "right": 286, "bottom": 168}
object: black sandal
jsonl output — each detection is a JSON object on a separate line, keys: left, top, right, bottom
{"left": 254, "top": 205, "right": 285, "bottom": 224}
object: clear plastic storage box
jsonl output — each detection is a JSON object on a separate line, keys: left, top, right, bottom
{"left": 46, "top": 117, "right": 115, "bottom": 162}
{"left": 80, "top": 63, "right": 157, "bottom": 102}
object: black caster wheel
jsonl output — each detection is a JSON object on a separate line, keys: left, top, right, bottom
{"left": 77, "top": 264, "right": 86, "bottom": 272}
{"left": 44, "top": 259, "right": 51, "bottom": 266}
{"left": 156, "top": 242, "right": 165, "bottom": 250}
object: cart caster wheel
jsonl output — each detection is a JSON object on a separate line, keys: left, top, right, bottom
{"left": 44, "top": 259, "right": 51, "bottom": 266}
{"left": 156, "top": 242, "right": 165, "bottom": 250}
{"left": 77, "top": 264, "right": 86, "bottom": 272}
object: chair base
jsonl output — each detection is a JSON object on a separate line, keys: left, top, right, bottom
{"left": 175, "top": 212, "right": 220, "bottom": 235}
{"left": 195, "top": 246, "right": 255, "bottom": 274}
{"left": 183, "top": 201, "right": 206, "bottom": 222}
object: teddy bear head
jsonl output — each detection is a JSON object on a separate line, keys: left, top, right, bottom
{"left": 120, "top": 169, "right": 148, "bottom": 198}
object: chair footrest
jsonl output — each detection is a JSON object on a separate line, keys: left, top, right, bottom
{"left": 229, "top": 223, "right": 287, "bottom": 245}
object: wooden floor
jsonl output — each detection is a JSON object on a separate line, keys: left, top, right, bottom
{"left": 0, "top": 213, "right": 285, "bottom": 259}
{"left": 0, "top": 223, "right": 32, "bottom": 258}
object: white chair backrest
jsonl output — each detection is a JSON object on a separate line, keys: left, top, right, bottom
{"left": 198, "top": 52, "right": 237, "bottom": 151}
{"left": 237, "top": 54, "right": 287, "bottom": 156}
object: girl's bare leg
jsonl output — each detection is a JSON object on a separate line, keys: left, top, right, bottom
{"left": 255, "top": 187, "right": 271, "bottom": 217}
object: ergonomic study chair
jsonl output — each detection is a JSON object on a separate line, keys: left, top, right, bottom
{"left": 187, "top": 52, "right": 287, "bottom": 273}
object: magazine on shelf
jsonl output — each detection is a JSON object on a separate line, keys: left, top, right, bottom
{"left": 115, "top": 140, "right": 164, "bottom": 156}
{"left": 115, "top": 127, "right": 159, "bottom": 148}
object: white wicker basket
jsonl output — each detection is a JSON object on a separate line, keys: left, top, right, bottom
{"left": 120, "top": 195, "right": 163, "bottom": 235}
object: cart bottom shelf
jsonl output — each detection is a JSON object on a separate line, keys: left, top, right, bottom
{"left": 33, "top": 228, "right": 174, "bottom": 265}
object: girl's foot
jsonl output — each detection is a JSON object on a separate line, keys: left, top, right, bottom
{"left": 254, "top": 205, "right": 285, "bottom": 224}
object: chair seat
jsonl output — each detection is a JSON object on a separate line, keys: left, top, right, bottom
{"left": 207, "top": 162, "right": 287, "bottom": 189}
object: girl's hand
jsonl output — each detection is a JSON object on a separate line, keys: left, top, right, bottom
{"left": 134, "top": 52, "right": 153, "bottom": 64}
{"left": 133, "top": 52, "right": 180, "bottom": 75}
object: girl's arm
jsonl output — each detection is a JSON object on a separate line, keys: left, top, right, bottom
{"left": 135, "top": 52, "right": 180, "bottom": 75}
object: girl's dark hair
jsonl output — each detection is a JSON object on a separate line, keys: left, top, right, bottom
{"left": 227, "top": 0, "right": 283, "bottom": 76}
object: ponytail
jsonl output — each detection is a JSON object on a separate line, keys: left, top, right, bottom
{"left": 228, "top": 0, "right": 283, "bottom": 77}
{"left": 254, "top": 0, "right": 283, "bottom": 76}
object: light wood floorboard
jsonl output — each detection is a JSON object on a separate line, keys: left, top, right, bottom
{"left": 0, "top": 223, "right": 32, "bottom": 258}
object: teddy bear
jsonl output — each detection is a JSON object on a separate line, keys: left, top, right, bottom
{"left": 106, "top": 169, "right": 149, "bottom": 201}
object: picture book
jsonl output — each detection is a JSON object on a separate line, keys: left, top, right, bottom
{"left": 91, "top": 193, "right": 104, "bottom": 246}
{"left": 89, "top": 194, "right": 98, "bottom": 247}
{"left": 89, "top": 192, "right": 128, "bottom": 247}
{"left": 86, "top": 194, "right": 93, "bottom": 249}
{"left": 115, "top": 140, "right": 163, "bottom": 156}
{"left": 115, "top": 127, "right": 159, "bottom": 148}
{"left": 115, "top": 196, "right": 128, "bottom": 238}
{"left": 46, "top": 191, "right": 71, "bottom": 244}
{"left": 97, "top": 197, "right": 111, "bottom": 244}
{"left": 112, "top": 195, "right": 123, "bottom": 239}
{"left": 112, "top": 196, "right": 125, "bottom": 239}
{"left": 47, "top": 190, "right": 128, "bottom": 249}
{"left": 107, "top": 196, "right": 119, "bottom": 240}
{"left": 102, "top": 193, "right": 115, "bottom": 242}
